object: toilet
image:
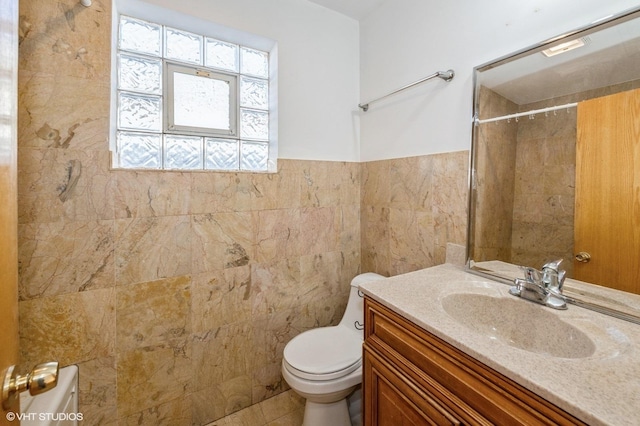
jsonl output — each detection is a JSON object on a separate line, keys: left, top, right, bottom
{"left": 282, "top": 272, "right": 385, "bottom": 426}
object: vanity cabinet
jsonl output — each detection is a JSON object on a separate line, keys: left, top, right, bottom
{"left": 362, "top": 298, "right": 586, "bottom": 426}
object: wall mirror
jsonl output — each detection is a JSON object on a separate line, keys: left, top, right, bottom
{"left": 467, "top": 7, "right": 640, "bottom": 323}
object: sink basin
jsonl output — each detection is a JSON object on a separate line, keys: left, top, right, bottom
{"left": 441, "top": 293, "right": 596, "bottom": 359}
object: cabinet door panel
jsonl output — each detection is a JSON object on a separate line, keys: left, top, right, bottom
{"left": 364, "top": 298, "right": 586, "bottom": 426}
{"left": 378, "top": 379, "right": 430, "bottom": 426}
{"left": 365, "top": 347, "right": 462, "bottom": 426}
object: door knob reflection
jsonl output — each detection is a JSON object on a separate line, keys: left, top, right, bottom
{"left": 575, "top": 252, "right": 591, "bottom": 263}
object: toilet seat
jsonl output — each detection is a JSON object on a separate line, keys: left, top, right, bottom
{"left": 283, "top": 326, "right": 363, "bottom": 381}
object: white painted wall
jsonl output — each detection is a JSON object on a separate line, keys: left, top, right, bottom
{"left": 359, "top": 0, "right": 640, "bottom": 161}
{"left": 117, "top": 0, "right": 640, "bottom": 162}
{"left": 119, "top": 0, "right": 361, "bottom": 162}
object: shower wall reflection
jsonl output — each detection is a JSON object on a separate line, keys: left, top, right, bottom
{"left": 474, "top": 79, "right": 640, "bottom": 277}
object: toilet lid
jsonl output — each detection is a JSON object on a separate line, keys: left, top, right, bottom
{"left": 284, "top": 326, "right": 362, "bottom": 377}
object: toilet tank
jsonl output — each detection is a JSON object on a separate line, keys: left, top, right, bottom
{"left": 20, "top": 365, "right": 80, "bottom": 426}
{"left": 339, "top": 273, "right": 385, "bottom": 333}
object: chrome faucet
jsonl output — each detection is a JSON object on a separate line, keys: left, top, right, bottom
{"left": 509, "top": 259, "right": 567, "bottom": 309}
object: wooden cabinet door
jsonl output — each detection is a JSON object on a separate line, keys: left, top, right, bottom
{"left": 364, "top": 347, "right": 461, "bottom": 426}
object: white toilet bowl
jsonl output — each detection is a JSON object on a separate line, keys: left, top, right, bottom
{"left": 282, "top": 272, "right": 385, "bottom": 426}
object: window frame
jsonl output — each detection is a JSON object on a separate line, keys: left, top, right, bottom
{"left": 164, "top": 61, "right": 239, "bottom": 138}
{"left": 110, "top": 10, "right": 277, "bottom": 173}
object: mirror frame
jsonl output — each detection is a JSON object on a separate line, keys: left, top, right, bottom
{"left": 466, "top": 6, "right": 640, "bottom": 325}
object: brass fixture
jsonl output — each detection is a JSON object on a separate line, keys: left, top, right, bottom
{"left": 575, "top": 252, "right": 591, "bottom": 263}
{"left": 2, "top": 362, "right": 59, "bottom": 409}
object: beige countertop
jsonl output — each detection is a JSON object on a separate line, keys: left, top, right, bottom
{"left": 359, "top": 263, "right": 640, "bottom": 426}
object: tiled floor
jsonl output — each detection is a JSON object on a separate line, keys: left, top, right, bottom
{"left": 207, "top": 390, "right": 305, "bottom": 426}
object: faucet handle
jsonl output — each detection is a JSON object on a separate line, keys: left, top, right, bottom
{"left": 512, "top": 261, "right": 568, "bottom": 310}
{"left": 542, "top": 259, "right": 566, "bottom": 292}
{"left": 522, "top": 266, "right": 541, "bottom": 282}
{"left": 557, "top": 269, "right": 566, "bottom": 290}
{"left": 542, "top": 258, "right": 563, "bottom": 272}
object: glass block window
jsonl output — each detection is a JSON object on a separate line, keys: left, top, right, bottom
{"left": 114, "top": 15, "right": 272, "bottom": 172}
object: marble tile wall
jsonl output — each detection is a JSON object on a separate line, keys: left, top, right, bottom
{"left": 17, "top": 1, "right": 361, "bottom": 424}
{"left": 473, "top": 86, "right": 576, "bottom": 272}
{"left": 510, "top": 101, "right": 576, "bottom": 273}
{"left": 472, "top": 87, "right": 518, "bottom": 262}
{"left": 360, "top": 151, "right": 469, "bottom": 277}
{"left": 18, "top": 154, "right": 360, "bottom": 426}
{"left": 17, "top": 0, "right": 471, "bottom": 424}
